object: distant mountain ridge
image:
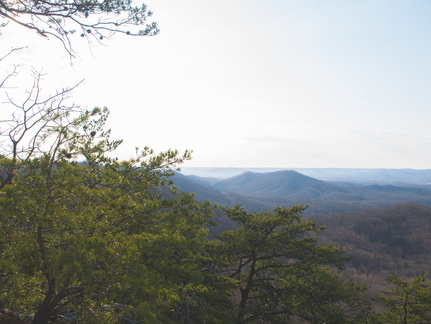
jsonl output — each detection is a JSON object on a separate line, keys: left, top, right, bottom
{"left": 181, "top": 167, "right": 431, "bottom": 185}
{"left": 212, "top": 170, "right": 347, "bottom": 198}
{"left": 172, "top": 169, "right": 431, "bottom": 215}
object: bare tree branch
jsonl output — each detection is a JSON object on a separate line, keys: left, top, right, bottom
{"left": 0, "top": 58, "right": 88, "bottom": 187}
{"left": 0, "top": 47, "right": 25, "bottom": 88}
{"left": 0, "top": 0, "right": 159, "bottom": 56}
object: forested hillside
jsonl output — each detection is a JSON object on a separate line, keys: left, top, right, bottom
{"left": 316, "top": 203, "right": 431, "bottom": 279}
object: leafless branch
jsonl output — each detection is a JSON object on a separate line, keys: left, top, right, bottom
{"left": 0, "top": 0, "right": 159, "bottom": 57}
{"left": 0, "top": 65, "right": 86, "bottom": 188}
{"left": 0, "top": 47, "right": 25, "bottom": 88}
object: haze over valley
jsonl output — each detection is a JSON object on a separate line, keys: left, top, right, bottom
{"left": 175, "top": 168, "right": 431, "bottom": 214}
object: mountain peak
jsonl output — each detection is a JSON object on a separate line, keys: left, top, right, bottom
{"left": 213, "top": 170, "right": 341, "bottom": 197}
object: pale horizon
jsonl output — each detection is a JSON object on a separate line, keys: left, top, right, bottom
{"left": 2, "top": 0, "right": 431, "bottom": 169}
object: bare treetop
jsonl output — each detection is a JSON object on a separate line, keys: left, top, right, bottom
{"left": 0, "top": 0, "right": 159, "bottom": 56}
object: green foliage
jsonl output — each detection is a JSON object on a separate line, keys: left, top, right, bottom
{"left": 0, "top": 107, "right": 217, "bottom": 323}
{"left": 211, "top": 205, "right": 371, "bottom": 323}
{"left": 277, "top": 267, "right": 371, "bottom": 324}
{"left": 375, "top": 273, "right": 431, "bottom": 324}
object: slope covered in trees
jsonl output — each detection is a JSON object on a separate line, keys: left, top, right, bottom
{"left": 316, "top": 203, "right": 431, "bottom": 278}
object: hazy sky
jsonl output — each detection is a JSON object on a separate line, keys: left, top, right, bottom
{"left": 2, "top": 0, "right": 431, "bottom": 168}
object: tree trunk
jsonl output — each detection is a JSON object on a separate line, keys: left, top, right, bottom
{"left": 237, "top": 253, "right": 257, "bottom": 323}
{"left": 32, "top": 299, "right": 57, "bottom": 324}
{"left": 237, "top": 287, "right": 250, "bottom": 323}
{"left": 35, "top": 225, "right": 57, "bottom": 324}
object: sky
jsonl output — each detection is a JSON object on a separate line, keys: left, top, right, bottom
{"left": 2, "top": 0, "right": 431, "bottom": 169}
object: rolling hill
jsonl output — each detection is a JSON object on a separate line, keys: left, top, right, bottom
{"left": 171, "top": 170, "right": 431, "bottom": 215}
{"left": 212, "top": 170, "right": 349, "bottom": 198}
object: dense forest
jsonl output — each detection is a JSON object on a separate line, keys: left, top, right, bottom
{"left": 316, "top": 203, "right": 431, "bottom": 285}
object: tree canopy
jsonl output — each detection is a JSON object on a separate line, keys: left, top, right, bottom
{"left": 375, "top": 273, "right": 431, "bottom": 324}
{"left": 0, "top": 106, "right": 223, "bottom": 323}
{"left": 209, "top": 205, "right": 372, "bottom": 323}
{"left": 0, "top": 0, "right": 158, "bottom": 55}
